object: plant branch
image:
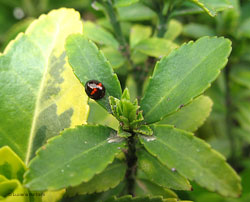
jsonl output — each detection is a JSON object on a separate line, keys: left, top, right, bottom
{"left": 156, "top": 1, "right": 173, "bottom": 38}
{"left": 102, "top": 0, "right": 130, "bottom": 59}
{"left": 102, "top": 0, "right": 135, "bottom": 91}
{"left": 157, "top": 12, "right": 168, "bottom": 38}
{"left": 125, "top": 133, "right": 137, "bottom": 196}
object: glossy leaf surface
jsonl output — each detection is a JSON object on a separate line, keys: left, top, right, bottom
{"left": 140, "top": 37, "right": 231, "bottom": 124}
{"left": 134, "top": 178, "right": 177, "bottom": 199}
{"left": 139, "top": 125, "right": 242, "bottom": 197}
{"left": 66, "top": 34, "right": 122, "bottom": 112}
{"left": 134, "top": 38, "right": 178, "bottom": 58}
{"left": 67, "top": 159, "right": 126, "bottom": 195}
{"left": 83, "top": 21, "right": 119, "bottom": 48}
{"left": 24, "top": 125, "right": 125, "bottom": 191}
{"left": 189, "top": 0, "right": 232, "bottom": 17}
{"left": 137, "top": 149, "right": 191, "bottom": 190}
{"left": 159, "top": 96, "right": 213, "bottom": 132}
{"left": 130, "top": 25, "right": 152, "bottom": 49}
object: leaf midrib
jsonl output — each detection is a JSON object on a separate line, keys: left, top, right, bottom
{"left": 144, "top": 40, "right": 226, "bottom": 121}
{"left": 25, "top": 20, "right": 60, "bottom": 165}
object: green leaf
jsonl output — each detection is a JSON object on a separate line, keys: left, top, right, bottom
{"left": 131, "top": 51, "right": 148, "bottom": 64}
{"left": 102, "top": 47, "right": 126, "bottom": 69}
{"left": 121, "top": 88, "right": 131, "bottom": 101}
{"left": 117, "top": 126, "right": 132, "bottom": 138}
{"left": 126, "top": 76, "right": 138, "bottom": 102}
{"left": 0, "top": 146, "right": 26, "bottom": 182}
{"left": 117, "top": 3, "right": 156, "bottom": 21}
{"left": 109, "top": 89, "right": 144, "bottom": 131}
{"left": 87, "top": 100, "right": 119, "bottom": 130}
{"left": 171, "top": 3, "right": 203, "bottom": 17}
{"left": 164, "top": 20, "right": 183, "bottom": 41}
{"left": 24, "top": 125, "right": 125, "bottom": 191}
{"left": 114, "top": 0, "right": 139, "bottom": 7}
{"left": 140, "top": 36, "right": 232, "bottom": 124}
{"left": 189, "top": 168, "right": 250, "bottom": 202}
{"left": 158, "top": 96, "right": 213, "bottom": 132}
{"left": 183, "top": 23, "right": 216, "bottom": 39}
{"left": 109, "top": 196, "right": 191, "bottom": 202}
{"left": 130, "top": 25, "right": 152, "bottom": 49}
{"left": 63, "top": 182, "right": 125, "bottom": 202}
{"left": 0, "top": 8, "right": 89, "bottom": 164}
{"left": 134, "top": 125, "right": 153, "bottom": 136}
{"left": 0, "top": 175, "right": 7, "bottom": 182}
{"left": 42, "top": 190, "right": 65, "bottom": 202}
{"left": 134, "top": 178, "right": 178, "bottom": 199}
{"left": 188, "top": 0, "right": 233, "bottom": 17}
{"left": 0, "top": 179, "right": 29, "bottom": 202}
{"left": 66, "top": 34, "right": 122, "bottom": 112}
{"left": 139, "top": 125, "right": 242, "bottom": 197}
{"left": 83, "top": 21, "right": 119, "bottom": 49}
{"left": 137, "top": 148, "right": 191, "bottom": 190}
{"left": 108, "top": 195, "right": 165, "bottom": 202}
{"left": 134, "top": 38, "right": 178, "bottom": 58}
{"left": 67, "top": 159, "right": 126, "bottom": 195}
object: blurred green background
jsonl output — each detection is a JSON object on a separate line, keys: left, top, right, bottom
{"left": 1, "top": 0, "right": 250, "bottom": 201}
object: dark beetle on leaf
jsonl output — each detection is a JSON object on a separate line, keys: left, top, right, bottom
{"left": 85, "top": 80, "right": 105, "bottom": 100}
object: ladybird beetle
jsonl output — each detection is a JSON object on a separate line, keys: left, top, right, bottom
{"left": 85, "top": 80, "right": 105, "bottom": 100}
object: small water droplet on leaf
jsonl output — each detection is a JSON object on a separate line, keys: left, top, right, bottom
{"left": 142, "top": 136, "right": 156, "bottom": 142}
{"left": 107, "top": 136, "right": 123, "bottom": 143}
{"left": 171, "top": 168, "right": 176, "bottom": 172}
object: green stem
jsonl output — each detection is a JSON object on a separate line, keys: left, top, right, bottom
{"left": 102, "top": 0, "right": 128, "bottom": 56}
{"left": 102, "top": 2, "right": 138, "bottom": 194}
{"left": 125, "top": 133, "right": 137, "bottom": 196}
{"left": 157, "top": 13, "right": 168, "bottom": 38}
{"left": 156, "top": 1, "right": 173, "bottom": 38}
{"left": 102, "top": 0, "right": 134, "bottom": 91}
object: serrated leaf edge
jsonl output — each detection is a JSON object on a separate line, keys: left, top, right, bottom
{"left": 142, "top": 36, "right": 232, "bottom": 124}
{"left": 24, "top": 124, "right": 125, "bottom": 191}
{"left": 139, "top": 124, "right": 242, "bottom": 197}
